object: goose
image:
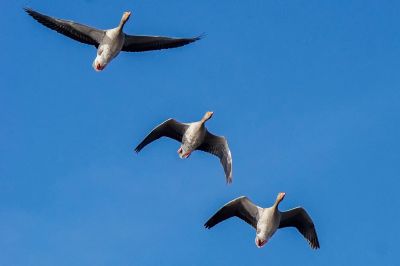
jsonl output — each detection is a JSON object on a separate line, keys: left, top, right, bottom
{"left": 24, "top": 8, "right": 201, "bottom": 71}
{"left": 134, "top": 111, "right": 233, "bottom": 183}
{"left": 204, "top": 193, "right": 320, "bottom": 249}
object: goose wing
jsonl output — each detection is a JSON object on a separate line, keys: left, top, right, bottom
{"left": 279, "top": 207, "right": 320, "bottom": 249}
{"left": 24, "top": 8, "right": 105, "bottom": 47}
{"left": 134, "top": 119, "right": 188, "bottom": 153}
{"left": 204, "top": 196, "right": 260, "bottom": 229}
{"left": 196, "top": 130, "right": 232, "bottom": 183}
{"left": 122, "top": 35, "right": 201, "bottom": 52}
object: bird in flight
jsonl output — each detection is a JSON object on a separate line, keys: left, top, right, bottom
{"left": 134, "top": 112, "right": 233, "bottom": 184}
{"left": 205, "top": 193, "right": 320, "bottom": 249}
{"left": 24, "top": 8, "right": 202, "bottom": 71}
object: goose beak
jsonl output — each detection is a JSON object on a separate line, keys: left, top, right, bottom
{"left": 123, "top": 11, "right": 131, "bottom": 20}
{"left": 279, "top": 192, "right": 286, "bottom": 200}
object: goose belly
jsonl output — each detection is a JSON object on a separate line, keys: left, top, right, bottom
{"left": 93, "top": 31, "right": 124, "bottom": 70}
{"left": 182, "top": 124, "right": 205, "bottom": 150}
{"left": 102, "top": 30, "right": 124, "bottom": 58}
{"left": 257, "top": 209, "right": 280, "bottom": 238}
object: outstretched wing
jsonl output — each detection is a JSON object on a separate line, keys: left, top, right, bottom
{"left": 134, "top": 119, "right": 188, "bottom": 153}
{"left": 24, "top": 8, "right": 105, "bottom": 47}
{"left": 205, "top": 196, "right": 260, "bottom": 229}
{"left": 196, "top": 131, "right": 232, "bottom": 183}
{"left": 279, "top": 207, "right": 320, "bottom": 249}
{"left": 122, "top": 35, "right": 202, "bottom": 52}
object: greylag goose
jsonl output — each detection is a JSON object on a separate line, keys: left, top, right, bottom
{"left": 204, "top": 193, "right": 320, "bottom": 249}
{"left": 24, "top": 8, "right": 201, "bottom": 71}
{"left": 134, "top": 112, "right": 233, "bottom": 183}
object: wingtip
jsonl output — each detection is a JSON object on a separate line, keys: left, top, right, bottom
{"left": 133, "top": 144, "right": 142, "bottom": 153}
{"left": 24, "top": 7, "right": 41, "bottom": 19}
{"left": 226, "top": 175, "right": 233, "bottom": 185}
{"left": 204, "top": 223, "right": 212, "bottom": 229}
{"left": 195, "top": 33, "right": 206, "bottom": 41}
{"left": 23, "top": 7, "right": 32, "bottom": 14}
{"left": 312, "top": 244, "right": 320, "bottom": 250}
{"left": 309, "top": 237, "right": 320, "bottom": 250}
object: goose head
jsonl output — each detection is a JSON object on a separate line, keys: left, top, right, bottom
{"left": 275, "top": 192, "right": 286, "bottom": 206}
{"left": 273, "top": 192, "right": 286, "bottom": 210}
{"left": 119, "top": 11, "right": 131, "bottom": 28}
{"left": 201, "top": 111, "right": 214, "bottom": 123}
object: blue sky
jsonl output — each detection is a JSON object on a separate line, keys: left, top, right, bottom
{"left": 1, "top": 0, "right": 399, "bottom": 265}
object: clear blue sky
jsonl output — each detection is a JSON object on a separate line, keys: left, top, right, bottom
{"left": 1, "top": 0, "right": 399, "bottom": 265}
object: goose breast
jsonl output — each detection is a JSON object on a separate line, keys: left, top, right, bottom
{"left": 182, "top": 122, "right": 206, "bottom": 149}
{"left": 257, "top": 208, "right": 281, "bottom": 238}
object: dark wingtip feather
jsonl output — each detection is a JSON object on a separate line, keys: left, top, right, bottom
{"left": 204, "top": 222, "right": 212, "bottom": 229}
{"left": 24, "top": 8, "right": 50, "bottom": 28}
{"left": 194, "top": 33, "right": 206, "bottom": 41}
{"left": 306, "top": 230, "right": 320, "bottom": 249}
{"left": 24, "top": 7, "right": 41, "bottom": 18}
{"left": 312, "top": 237, "right": 320, "bottom": 249}
{"left": 24, "top": 7, "right": 35, "bottom": 17}
{"left": 204, "top": 218, "right": 215, "bottom": 229}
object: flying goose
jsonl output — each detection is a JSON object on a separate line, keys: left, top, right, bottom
{"left": 204, "top": 193, "right": 320, "bottom": 249}
{"left": 24, "top": 8, "right": 201, "bottom": 71}
{"left": 134, "top": 112, "right": 233, "bottom": 183}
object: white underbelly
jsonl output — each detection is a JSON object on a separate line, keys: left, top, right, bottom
{"left": 183, "top": 125, "right": 205, "bottom": 149}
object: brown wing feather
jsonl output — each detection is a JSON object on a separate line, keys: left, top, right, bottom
{"left": 24, "top": 8, "right": 104, "bottom": 47}
{"left": 196, "top": 131, "right": 232, "bottom": 183}
{"left": 204, "top": 197, "right": 259, "bottom": 229}
{"left": 279, "top": 207, "right": 320, "bottom": 249}
{"left": 122, "top": 35, "right": 202, "bottom": 52}
{"left": 134, "top": 119, "right": 188, "bottom": 153}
